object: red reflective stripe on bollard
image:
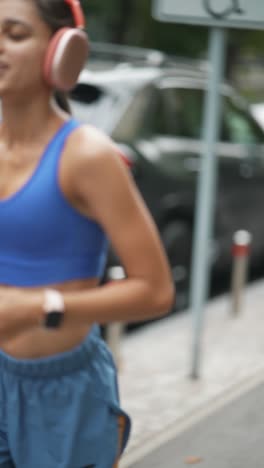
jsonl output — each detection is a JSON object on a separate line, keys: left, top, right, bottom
{"left": 232, "top": 243, "right": 250, "bottom": 257}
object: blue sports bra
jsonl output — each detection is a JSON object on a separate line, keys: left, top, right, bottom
{"left": 0, "top": 118, "right": 109, "bottom": 287}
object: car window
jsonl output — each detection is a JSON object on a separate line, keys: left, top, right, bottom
{"left": 153, "top": 88, "right": 204, "bottom": 139}
{"left": 154, "top": 87, "right": 264, "bottom": 146}
{"left": 112, "top": 85, "right": 155, "bottom": 142}
{"left": 70, "top": 83, "right": 103, "bottom": 104}
{"left": 221, "top": 98, "right": 263, "bottom": 144}
{"left": 69, "top": 83, "right": 123, "bottom": 133}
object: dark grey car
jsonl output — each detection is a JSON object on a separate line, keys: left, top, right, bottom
{"left": 69, "top": 45, "right": 264, "bottom": 308}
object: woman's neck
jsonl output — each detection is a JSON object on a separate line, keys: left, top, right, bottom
{"left": 0, "top": 90, "right": 63, "bottom": 148}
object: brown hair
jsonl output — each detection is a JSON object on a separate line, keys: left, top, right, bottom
{"left": 34, "top": 0, "right": 75, "bottom": 31}
{"left": 34, "top": 0, "right": 77, "bottom": 114}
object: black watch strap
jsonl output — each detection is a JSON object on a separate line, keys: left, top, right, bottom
{"left": 43, "top": 289, "right": 65, "bottom": 329}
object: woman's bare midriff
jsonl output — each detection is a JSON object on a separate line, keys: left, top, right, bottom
{"left": 0, "top": 278, "right": 100, "bottom": 360}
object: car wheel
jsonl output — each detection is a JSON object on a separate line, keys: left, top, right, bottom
{"left": 161, "top": 220, "right": 193, "bottom": 309}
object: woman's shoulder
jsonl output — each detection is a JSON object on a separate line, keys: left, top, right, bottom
{"left": 65, "top": 120, "right": 126, "bottom": 174}
{"left": 62, "top": 120, "right": 132, "bottom": 208}
{"left": 68, "top": 121, "right": 115, "bottom": 157}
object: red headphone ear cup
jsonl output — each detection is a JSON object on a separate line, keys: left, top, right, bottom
{"left": 43, "top": 28, "right": 89, "bottom": 91}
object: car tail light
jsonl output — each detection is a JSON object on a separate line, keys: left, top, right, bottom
{"left": 114, "top": 144, "right": 137, "bottom": 170}
{"left": 119, "top": 152, "right": 134, "bottom": 169}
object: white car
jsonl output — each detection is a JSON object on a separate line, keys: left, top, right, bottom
{"left": 251, "top": 103, "right": 264, "bottom": 130}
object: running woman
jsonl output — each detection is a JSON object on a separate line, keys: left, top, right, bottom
{"left": 0, "top": 1, "right": 175, "bottom": 467}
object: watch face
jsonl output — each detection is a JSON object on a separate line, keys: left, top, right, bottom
{"left": 45, "top": 311, "right": 64, "bottom": 328}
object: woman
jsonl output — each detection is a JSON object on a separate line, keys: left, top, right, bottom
{"left": 0, "top": 0, "right": 175, "bottom": 467}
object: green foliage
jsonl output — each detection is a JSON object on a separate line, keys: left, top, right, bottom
{"left": 82, "top": 0, "right": 264, "bottom": 60}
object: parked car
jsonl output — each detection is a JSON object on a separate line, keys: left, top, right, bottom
{"left": 251, "top": 102, "right": 264, "bottom": 131}
{"left": 69, "top": 43, "right": 264, "bottom": 309}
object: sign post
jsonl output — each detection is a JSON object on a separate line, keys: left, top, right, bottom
{"left": 189, "top": 27, "right": 226, "bottom": 379}
{"left": 152, "top": 0, "right": 264, "bottom": 379}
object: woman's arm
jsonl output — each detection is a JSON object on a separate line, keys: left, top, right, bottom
{"left": 60, "top": 126, "right": 175, "bottom": 325}
{"left": 0, "top": 126, "right": 175, "bottom": 333}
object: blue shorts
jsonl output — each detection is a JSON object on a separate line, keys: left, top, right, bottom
{"left": 0, "top": 325, "right": 131, "bottom": 468}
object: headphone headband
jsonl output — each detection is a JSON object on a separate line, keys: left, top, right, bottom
{"left": 64, "top": 0, "right": 86, "bottom": 29}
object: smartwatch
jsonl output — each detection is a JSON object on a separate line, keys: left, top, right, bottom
{"left": 43, "top": 289, "right": 65, "bottom": 329}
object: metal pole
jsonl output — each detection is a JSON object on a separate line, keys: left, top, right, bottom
{"left": 189, "top": 27, "right": 227, "bottom": 379}
{"left": 230, "top": 230, "right": 252, "bottom": 316}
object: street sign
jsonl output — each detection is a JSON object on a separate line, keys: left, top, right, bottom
{"left": 153, "top": 0, "right": 264, "bottom": 30}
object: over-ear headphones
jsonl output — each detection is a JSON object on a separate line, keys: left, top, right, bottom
{"left": 43, "top": 0, "right": 89, "bottom": 91}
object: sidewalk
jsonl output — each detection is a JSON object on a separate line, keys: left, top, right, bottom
{"left": 128, "top": 380, "right": 264, "bottom": 467}
{"left": 117, "top": 279, "right": 264, "bottom": 467}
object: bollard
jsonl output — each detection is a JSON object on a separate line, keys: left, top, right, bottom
{"left": 230, "top": 230, "right": 252, "bottom": 316}
{"left": 105, "top": 266, "right": 126, "bottom": 369}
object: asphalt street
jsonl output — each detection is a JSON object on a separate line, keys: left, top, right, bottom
{"left": 129, "top": 379, "right": 264, "bottom": 468}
